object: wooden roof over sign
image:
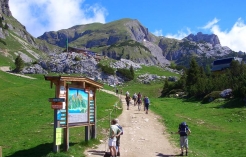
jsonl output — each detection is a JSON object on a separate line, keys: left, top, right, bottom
{"left": 44, "top": 75, "right": 103, "bottom": 89}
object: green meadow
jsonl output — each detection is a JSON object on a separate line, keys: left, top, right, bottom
{"left": 0, "top": 71, "right": 121, "bottom": 157}
{"left": 1, "top": 67, "right": 246, "bottom": 157}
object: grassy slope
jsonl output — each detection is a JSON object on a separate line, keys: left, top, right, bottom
{"left": 70, "top": 18, "right": 132, "bottom": 48}
{"left": 150, "top": 98, "right": 246, "bottom": 157}
{"left": 1, "top": 64, "right": 246, "bottom": 157}
{"left": 117, "top": 67, "right": 246, "bottom": 157}
{"left": 0, "top": 72, "right": 121, "bottom": 157}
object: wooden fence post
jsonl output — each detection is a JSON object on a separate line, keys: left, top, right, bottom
{"left": 0, "top": 146, "right": 2, "bottom": 157}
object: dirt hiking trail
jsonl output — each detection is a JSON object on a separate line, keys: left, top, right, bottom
{"left": 84, "top": 90, "right": 180, "bottom": 157}
{"left": 0, "top": 66, "right": 36, "bottom": 79}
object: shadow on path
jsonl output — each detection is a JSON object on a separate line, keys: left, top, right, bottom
{"left": 87, "top": 150, "right": 106, "bottom": 156}
{"left": 5, "top": 143, "right": 77, "bottom": 157}
{"left": 156, "top": 152, "right": 183, "bottom": 156}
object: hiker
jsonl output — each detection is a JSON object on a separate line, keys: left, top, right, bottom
{"left": 136, "top": 92, "right": 142, "bottom": 110}
{"left": 108, "top": 119, "right": 122, "bottom": 157}
{"left": 132, "top": 93, "right": 137, "bottom": 106}
{"left": 115, "top": 119, "right": 123, "bottom": 156}
{"left": 125, "top": 94, "right": 131, "bottom": 110}
{"left": 174, "top": 122, "right": 191, "bottom": 156}
{"left": 116, "top": 88, "right": 118, "bottom": 94}
{"left": 126, "top": 91, "right": 129, "bottom": 96}
{"left": 143, "top": 96, "right": 150, "bottom": 114}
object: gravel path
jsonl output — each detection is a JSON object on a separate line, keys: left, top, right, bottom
{"left": 0, "top": 66, "right": 36, "bottom": 79}
{"left": 84, "top": 90, "right": 180, "bottom": 157}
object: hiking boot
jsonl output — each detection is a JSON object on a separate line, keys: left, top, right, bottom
{"left": 117, "top": 152, "right": 120, "bottom": 156}
{"left": 180, "top": 152, "right": 183, "bottom": 156}
{"left": 186, "top": 151, "right": 188, "bottom": 156}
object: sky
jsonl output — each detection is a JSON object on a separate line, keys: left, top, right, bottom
{"left": 9, "top": 0, "right": 246, "bottom": 52}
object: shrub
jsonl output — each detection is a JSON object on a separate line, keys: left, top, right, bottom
{"left": 116, "top": 68, "right": 133, "bottom": 81}
{"left": 202, "top": 91, "right": 221, "bottom": 104}
{"left": 97, "top": 63, "right": 115, "bottom": 75}
{"left": 74, "top": 56, "right": 81, "bottom": 61}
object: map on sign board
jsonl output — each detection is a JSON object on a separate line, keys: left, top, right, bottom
{"left": 68, "top": 88, "right": 88, "bottom": 123}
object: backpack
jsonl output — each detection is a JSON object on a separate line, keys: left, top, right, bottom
{"left": 179, "top": 122, "right": 188, "bottom": 136}
{"left": 117, "top": 124, "right": 123, "bottom": 135}
{"left": 145, "top": 97, "right": 150, "bottom": 104}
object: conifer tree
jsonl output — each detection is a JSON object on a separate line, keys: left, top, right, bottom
{"left": 130, "top": 65, "right": 134, "bottom": 79}
{"left": 0, "top": 18, "right": 2, "bottom": 28}
{"left": 4, "top": 23, "right": 8, "bottom": 29}
{"left": 186, "top": 57, "right": 200, "bottom": 96}
{"left": 14, "top": 55, "right": 24, "bottom": 72}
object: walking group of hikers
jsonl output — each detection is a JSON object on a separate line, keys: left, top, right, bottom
{"left": 125, "top": 91, "right": 150, "bottom": 114}
{"left": 110, "top": 89, "right": 191, "bottom": 156}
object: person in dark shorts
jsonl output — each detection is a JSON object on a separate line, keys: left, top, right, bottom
{"left": 143, "top": 96, "right": 150, "bottom": 114}
{"left": 115, "top": 119, "right": 123, "bottom": 156}
{"left": 125, "top": 94, "right": 131, "bottom": 110}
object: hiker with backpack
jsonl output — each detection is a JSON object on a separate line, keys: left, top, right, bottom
{"left": 132, "top": 93, "right": 137, "bottom": 106}
{"left": 143, "top": 96, "right": 150, "bottom": 114}
{"left": 125, "top": 94, "right": 131, "bottom": 110}
{"left": 173, "top": 122, "right": 191, "bottom": 156}
{"left": 108, "top": 119, "right": 122, "bottom": 157}
{"left": 115, "top": 119, "right": 123, "bottom": 156}
{"left": 136, "top": 92, "right": 142, "bottom": 110}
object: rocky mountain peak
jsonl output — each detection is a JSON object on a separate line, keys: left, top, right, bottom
{"left": 0, "top": 0, "right": 12, "bottom": 16}
{"left": 184, "top": 32, "right": 220, "bottom": 46}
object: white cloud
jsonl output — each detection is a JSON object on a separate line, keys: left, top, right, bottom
{"left": 201, "top": 18, "right": 220, "bottom": 29}
{"left": 153, "top": 29, "right": 163, "bottom": 36}
{"left": 9, "top": 0, "right": 107, "bottom": 37}
{"left": 165, "top": 28, "right": 192, "bottom": 40}
{"left": 203, "top": 18, "right": 246, "bottom": 52}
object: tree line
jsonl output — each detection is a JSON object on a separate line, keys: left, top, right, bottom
{"left": 162, "top": 58, "right": 246, "bottom": 100}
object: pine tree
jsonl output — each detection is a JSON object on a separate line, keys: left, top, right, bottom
{"left": 0, "top": 18, "right": 2, "bottom": 28}
{"left": 130, "top": 65, "right": 134, "bottom": 79}
{"left": 4, "top": 23, "right": 8, "bottom": 29}
{"left": 14, "top": 55, "right": 24, "bottom": 72}
{"left": 161, "top": 79, "right": 169, "bottom": 96}
{"left": 186, "top": 57, "right": 201, "bottom": 96}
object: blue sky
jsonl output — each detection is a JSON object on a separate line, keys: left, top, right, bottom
{"left": 9, "top": 0, "right": 246, "bottom": 52}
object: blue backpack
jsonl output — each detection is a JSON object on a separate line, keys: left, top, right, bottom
{"left": 117, "top": 125, "right": 123, "bottom": 135}
{"left": 179, "top": 122, "right": 188, "bottom": 136}
{"left": 145, "top": 97, "right": 150, "bottom": 104}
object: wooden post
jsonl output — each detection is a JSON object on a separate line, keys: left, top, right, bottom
{"left": 91, "top": 125, "right": 96, "bottom": 138}
{"left": 0, "top": 146, "right": 2, "bottom": 157}
{"left": 85, "top": 126, "right": 90, "bottom": 141}
{"left": 53, "top": 110, "right": 59, "bottom": 152}
{"left": 65, "top": 83, "right": 69, "bottom": 151}
{"left": 53, "top": 84, "right": 61, "bottom": 153}
{"left": 93, "top": 89, "right": 97, "bottom": 138}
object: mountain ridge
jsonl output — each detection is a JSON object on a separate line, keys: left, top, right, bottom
{"left": 0, "top": 0, "right": 243, "bottom": 70}
{"left": 38, "top": 18, "right": 241, "bottom": 67}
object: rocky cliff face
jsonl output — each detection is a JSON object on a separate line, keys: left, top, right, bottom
{"left": 184, "top": 32, "right": 220, "bottom": 46}
{"left": 124, "top": 19, "right": 156, "bottom": 43}
{"left": 0, "top": 0, "right": 11, "bottom": 16}
{"left": 0, "top": 0, "right": 62, "bottom": 65}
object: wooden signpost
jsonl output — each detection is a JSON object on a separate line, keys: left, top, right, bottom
{"left": 49, "top": 98, "right": 65, "bottom": 109}
{"left": 44, "top": 76, "right": 103, "bottom": 153}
